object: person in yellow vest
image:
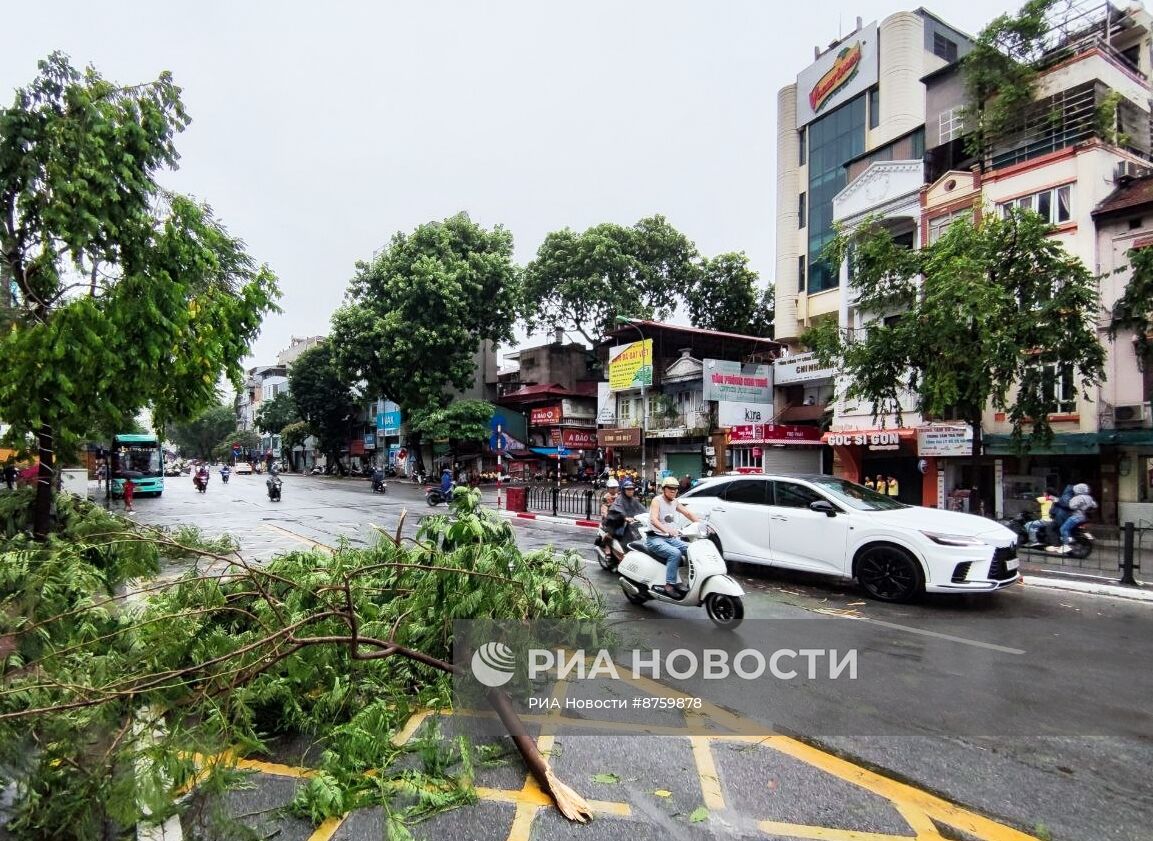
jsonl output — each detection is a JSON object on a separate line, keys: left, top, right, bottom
{"left": 874, "top": 475, "right": 888, "bottom": 495}
{"left": 1024, "top": 488, "right": 1057, "bottom": 546}
{"left": 864, "top": 476, "right": 875, "bottom": 490}
{"left": 885, "top": 475, "right": 899, "bottom": 497}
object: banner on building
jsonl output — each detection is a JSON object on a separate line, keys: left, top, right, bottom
{"left": 774, "top": 351, "right": 835, "bottom": 385}
{"left": 596, "top": 382, "right": 616, "bottom": 425}
{"left": 597, "top": 427, "right": 643, "bottom": 448}
{"left": 719, "top": 401, "right": 772, "bottom": 427}
{"left": 530, "top": 404, "right": 563, "bottom": 425}
{"left": 917, "top": 425, "right": 973, "bottom": 457}
{"left": 795, "top": 22, "right": 879, "bottom": 127}
{"left": 730, "top": 424, "right": 823, "bottom": 445}
{"left": 608, "top": 340, "right": 654, "bottom": 392}
{"left": 551, "top": 428, "right": 597, "bottom": 449}
{"left": 702, "top": 359, "right": 772, "bottom": 404}
{"left": 363, "top": 432, "right": 376, "bottom": 451}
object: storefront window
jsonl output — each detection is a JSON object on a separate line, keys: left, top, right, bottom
{"left": 727, "top": 448, "right": 761, "bottom": 471}
{"left": 1140, "top": 455, "right": 1153, "bottom": 503}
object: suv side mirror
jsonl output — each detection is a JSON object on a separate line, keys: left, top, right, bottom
{"left": 809, "top": 500, "right": 838, "bottom": 517}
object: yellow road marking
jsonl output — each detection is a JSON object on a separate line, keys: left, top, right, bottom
{"left": 689, "top": 736, "right": 725, "bottom": 810}
{"left": 894, "top": 801, "right": 947, "bottom": 839}
{"left": 232, "top": 757, "right": 318, "bottom": 779}
{"left": 306, "top": 815, "right": 346, "bottom": 841}
{"left": 263, "top": 523, "right": 333, "bottom": 552}
{"left": 391, "top": 709, "right": 434, "bottom": 746}
{"left": 506, "top": 803, "right": 539, "bottom": 841}
{"left": 757, "top": 822, "right": 917, "bottom": 840}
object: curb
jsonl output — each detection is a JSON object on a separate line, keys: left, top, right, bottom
{"left": 1021, "top": 574, "right": 1151, "bottom": 602}
{"left": 495, "top": 508, "right": 599, "bottom": 529}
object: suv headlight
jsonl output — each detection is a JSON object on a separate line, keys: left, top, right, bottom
{"left": 920, "top": 530, "right": 986, "bottom": 547}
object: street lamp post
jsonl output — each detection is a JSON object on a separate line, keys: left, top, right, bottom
{"left": 615, "top": 317, "right": 649, "bottom": 494}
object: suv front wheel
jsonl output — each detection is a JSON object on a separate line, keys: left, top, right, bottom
{"left": 855, "top": 544, "right": 924, "bottom": 603}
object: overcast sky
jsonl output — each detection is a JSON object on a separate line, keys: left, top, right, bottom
{"left": 4, "top": 1, "right": 1017, "bottom": 366}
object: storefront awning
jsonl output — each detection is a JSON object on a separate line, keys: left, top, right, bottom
{"left": 530, "top": 447, "right": 580, "bottom": 460}
{"left": 1097, "top": 430, "right": 1153, "bottom": 447}
{"left": 983, "top": 433, "right": 1099, "bottom": 455}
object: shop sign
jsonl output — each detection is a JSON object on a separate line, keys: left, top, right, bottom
{"left": 917, "top": 425, "right": 973, "bottom": 457}
{"left": 730, "top": 424, "right": 824, "bottom": 445}
{"left": 718, "top": 401, "right": 771, "bottom": 426}
{"left": 596, "top": 382, "right": 616, "bottom": 425}
{"left": 702, "top": 359, "right": 773, "bottom": 404}
{"left": 551, "top": 428, "right": 596, "bottom": 448}
{"left": 597, "top": 427, "right": 642, "bottom": 448}
{"left": 773, "top": 351, "right": 835, "bottom": 385}
{"left": 826, "top": 430, "right": 902, "bottom": 449}
{"left": 363, "top": 432, "right": 376, "bottom": 451}
{"left": 530, "top": 404, "right": 563, "bottom": 425}
{"left": 376, "top": 408, "right": 402, "bottom": 436}
{"left": 350, "top": 440, "right": 365, "bottom": 456}
{"left": 608, "top": 340, "right": 653, "bottom": 391}
{"left": 795, "top": 22, "right": 878, "bottom": 127}
{"left": 647, "top": 427, "right": 689, "bottom": 439}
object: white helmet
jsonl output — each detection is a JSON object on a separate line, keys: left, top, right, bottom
{"left": 1073, "top": 483, "right": 1090, "bottom": 495}
{"left": 606, "top": 478, "right": 620, "bottom": 489}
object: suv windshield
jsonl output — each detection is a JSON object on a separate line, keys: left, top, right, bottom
{"left": 808, "top": 476, "right": 908, "bottom": 511}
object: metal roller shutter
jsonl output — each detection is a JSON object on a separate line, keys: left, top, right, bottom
{"left": 759, "top": 447, "right": 821, "bottom": 474}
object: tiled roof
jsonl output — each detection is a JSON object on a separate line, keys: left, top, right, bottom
{"left": 1093, "top": 175, "right": 1153, "bottom": 218}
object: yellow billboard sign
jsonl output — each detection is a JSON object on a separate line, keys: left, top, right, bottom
{"left": 608, "top": 339, "right": 653, "bottom": 391}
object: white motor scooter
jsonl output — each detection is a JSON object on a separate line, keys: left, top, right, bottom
{"left": 617, "top": 521, "right": 746, "bottom": 630}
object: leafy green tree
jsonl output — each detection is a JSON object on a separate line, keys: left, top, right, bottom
{"left": 0, "top": 54, "right": 279, "bottom": 537}
{"left": 331, "top": 214, "right": 519, "bottom": 412}
{"left": 210, "top": 428, "right": 259, "bottom": 463}
{"left": 280, "top": 419, "right": 312, "bottom": 471}
{"left": 409, "top": 400, "right": 493, "bottom": 466}
{"left": 804, "top": 209, "right": 1106, "bottom": 457}
{"left": 1108, "top": 244, "right": 1153, "bottom": 362}
{"left": 684, "top": 252, "right": 773, "bottom": 337}
{"left": 254, "top": 391, "right": 300, "bottom": 435}
{"left": 167, "top": 404, "right": 236, "bottom": 460}
{"left": 523, "top": 215, "right": 700, "bottom": 344}
{"left": 289, "top": 343, "right": 357, "bottom": 472}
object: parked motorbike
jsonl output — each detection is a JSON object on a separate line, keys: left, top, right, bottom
{"left": 1001, "top": 510, "right": 1094, "bottom": 559}
{"left": 617, "top": 521, "right": 746, "bottom": 629}
{"left": 267, "top": 476, "right": 282, "bottom": 502}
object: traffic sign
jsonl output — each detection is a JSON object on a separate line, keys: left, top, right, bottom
{"left": 397, "top": 447, "right": 408, "bottom": 461}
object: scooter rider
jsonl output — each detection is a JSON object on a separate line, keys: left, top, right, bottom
{"left": 219, "top": 464, "right": 231, "bottom": 483}
{"left": 647, "top": 476, "right": 700, "bottom": 599}
{"left": 439, "top": 467, "right": 453, "bottom": 500}
{"left": 595, "top": 478, "right": 621, "bottom": 549}
{"left": 609, "top": 478, "right": 647, "bottom": 529}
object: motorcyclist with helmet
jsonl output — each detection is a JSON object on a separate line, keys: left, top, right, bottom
{"left": 645, "top": 476, "right": 701, "bottom": 599}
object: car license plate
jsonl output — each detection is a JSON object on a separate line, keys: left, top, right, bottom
{"left": 1005, "top": 558, "right": 1019, "bottom": 571}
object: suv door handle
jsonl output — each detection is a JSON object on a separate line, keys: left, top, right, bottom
{"left": 770, "top": 515, "right": 788, "bottom": 521}
{"left": 713, "top": 507, "right": 726, "bottom": 513}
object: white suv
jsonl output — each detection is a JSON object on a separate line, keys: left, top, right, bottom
{"left": 676, "top": 474, "right": 1019, "bottom": 602}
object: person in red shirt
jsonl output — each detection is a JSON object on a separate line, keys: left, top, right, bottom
{"left": 123, "top": 477, "right": 136, "bottom": 513}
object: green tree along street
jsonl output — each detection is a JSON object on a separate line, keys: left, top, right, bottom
{"left": 254, "top": 391, "right": 301, "bottom": 435}
{"left": 279, "top": 419, "right": 311, "bottom": 471}
{"left": 167, "top": 404, "right": 237, "bottom": 461}
{"left": 0, "top": 54, "right": 279, "bottom": 537}
{"left": 804, "top": 209, "right": 1106, "bottom": 458}
{"left": 523, "top": 215, "right": 700, "bottom": 345}
{"left": 684, "top": 251, "right": 774, "bottom": 337}
{"left": 288, "top": 343, "right": 357, "bottom": 472}
{"left": 211, "top": 428, "right": 259, "bottom": 463}
{"left": 329, "top": 214, "right": 520, "bottom": 468}
{"left": 1108, "top": 243, "right": 1153, "bottom": 361}
{"left": 409, "top": 399, "right": 495, "bottom": 467}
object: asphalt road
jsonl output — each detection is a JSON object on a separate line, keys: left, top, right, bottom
{"left": 126, "top": 472, "right": 1153, "bottom": 841}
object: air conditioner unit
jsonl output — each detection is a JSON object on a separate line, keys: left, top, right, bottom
{"left": 1113, "top": 403, "right": 1151, "bottom": 428}
{"left": 1113, "top": 161, "right": 1151, "bottom": 183}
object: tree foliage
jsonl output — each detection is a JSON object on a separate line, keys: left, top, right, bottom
{"left": 166, "top": 403, "right": 236, "bottom": 460}
{"left": 0, "top": 488, "right": 603, "bottom": 838}
{"left": 330, "top": 213, "right": 519, "bottom": 415}
{"left": 0, "top": 53, "right": 279, "bottom": 536}
{"left": 254, "top": 391, "right": 301, "bottom": 435}
{"left": 804, "top": 209, "right": 1106, "bottom": 452}
{"left": 1108, "top": 244, "right": 1153, "bottom": 362}
{"left": 962, "top": 0, "right": 1056, "bottom": 161}
{"left": 288, "top": 343, "right": 356, "bottom": 468}
{"left": 409, "top": 400, "right": 494, "bottom": 465}
{"left": 684, "top": 252, "right": 773, "bottom": 337}
{"left": 523, "top": 215, "right": 700, "bottom": 344}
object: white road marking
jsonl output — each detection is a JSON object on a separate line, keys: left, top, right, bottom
{"left": 820, "top": 613, "right": 1026, "bottom": 655}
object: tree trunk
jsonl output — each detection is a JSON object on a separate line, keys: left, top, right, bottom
{"left": 32, "top": 423, "right": 56, "bottom": 541}
{"left": 968, "top": 407, "right": 985, "bottom": 517}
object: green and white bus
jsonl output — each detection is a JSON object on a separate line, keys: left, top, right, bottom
{"left": 111, "top": 433, "right": 165, "bottom": 496}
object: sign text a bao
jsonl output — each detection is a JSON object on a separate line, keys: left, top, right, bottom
{"left": 530, "top": 404, "right": 563, "bottom": 425}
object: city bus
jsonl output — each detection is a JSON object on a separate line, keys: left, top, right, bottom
{"left": 111, "top": 433, "right": 165, "bottom": 497}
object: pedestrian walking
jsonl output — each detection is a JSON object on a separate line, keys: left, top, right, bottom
{"left": 2, "top": 462, "right": 15, "bottom": 491}
{"left": 123, "top": 476, "right": 136, "bottom": 513}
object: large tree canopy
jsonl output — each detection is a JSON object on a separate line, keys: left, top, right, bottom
{"left": 0, "top": 53, "right": 279, "bottom": 535}
{"left": 330, "top": 213, "right": 519, "bottom": 414}
{"left": 684, "top": 252, "right": 774, "bottom": 337}
{"left": 1108, "top": 244, "right": 1153, "bottom": 362}
{"left": 254, "top": 391, "right": 301, "bottom": 435}
{"left": 804, "top": 209, "right": 1106, "bottom": 453}
{"left": 288, "top": 343, "right": 357, "bottom": 470}
{"left": 522, "top": 215, "right": 700, "bottom": 344}
{"left": 167, "top": 403, "right": 236, "bottom": 460}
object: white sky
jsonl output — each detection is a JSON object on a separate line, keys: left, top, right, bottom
{"left": 3, "top": 1, "right": 1019, "bottom": 365}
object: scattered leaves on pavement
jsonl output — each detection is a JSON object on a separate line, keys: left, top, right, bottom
{"left": 591, "top": 773, "right": 621, "bottom": 784}
{"left": 689, "top": 806, "right": 709, "bottom": 823}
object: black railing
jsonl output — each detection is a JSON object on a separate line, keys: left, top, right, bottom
{"left": 526, "top": 486, "right": 598, "bottom": 520}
